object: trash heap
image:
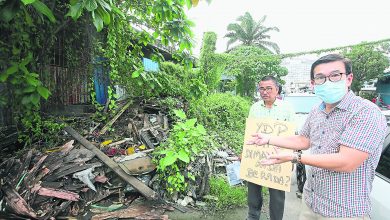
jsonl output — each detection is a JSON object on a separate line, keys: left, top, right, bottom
{"left": 0, "top": 99, "right": 240, "bottom": 219}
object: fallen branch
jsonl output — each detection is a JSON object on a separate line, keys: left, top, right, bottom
{"left": 100, "top": 101, "right": 132, "bottom": 135}
{"left": 64, "top": 126, "right": 158, "bottom": 200}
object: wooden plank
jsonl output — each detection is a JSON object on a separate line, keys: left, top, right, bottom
{"left": 44, "top": 162, "right": 102, "bottom": 181}
{"left": 64, "top": 126, "right": 158, "bottom": 200}
{"left": 3, "top": 184, "right": 37, "bottom": 218}
{"left": 99, "top": 101, "right": 132, "bottom": 135}
{"left": 33, "top": 186, "right": 80, "bottom": 201}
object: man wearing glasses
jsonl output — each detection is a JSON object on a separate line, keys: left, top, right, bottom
{"left": 246, "top": 75, "right": 295, "bottom": 220}
{"left": 248, "top": 54, "right": 387, "bottom": 220}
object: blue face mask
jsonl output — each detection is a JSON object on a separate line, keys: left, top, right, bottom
{"left": 314, "top": 79, "right": 347, "bottom": 104}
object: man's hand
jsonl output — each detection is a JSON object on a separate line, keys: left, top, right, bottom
{"left": 246, "top": 133, "right": 270, "bottom": 146}
{"left": 261, "top": 148, "right": 294, "bottom": 165}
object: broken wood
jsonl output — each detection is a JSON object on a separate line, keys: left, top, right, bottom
{"left": 107, "top": 138, "right": 132, "bottom": 147}
{"left": 3, "top": 184, "right": 37, "bottom": 218}
{"left": 64, "top": 126, "right": 158, "bottom": 200}
{"left": 103, "top": 98, "right": 110, "bottom": 113}
{"left": 32, "top": 185, "right": 80, "bottom": 201}
{"left": 128, "top": 120, "right": 141, "bottom": 142}
{"left": 44, "top": 162, "right": 102, "bottom": 181}
{"left": 100, "top": 101, "right": 132, "bottom": 135}
{"left": 64, "top": 148, "right": 95, "bottom": 163}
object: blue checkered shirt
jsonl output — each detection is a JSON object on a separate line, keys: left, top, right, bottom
{"left": 299, "top": 91, "right": 387, "bottom": 218}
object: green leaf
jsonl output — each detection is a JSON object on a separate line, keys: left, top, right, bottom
{"left": 0, "top": 73, "right": 9, "bottom": 82}
{"left": 177, "top": 149, "right": 190, "bottom": 163}
{"left": 19, "top": 52, "right": 32, "bottom": 67}
{"left": 185, "top": 0, "right": 192, "bottom": 9}
{"left": 131, "top": 70, "right": 140, "bottom": 78}
{"left": 179, "top": 41, "right": 186, "bottom": 52}
{"left": 21, "top": 0, "right": 36, "bottom": 5}
{"left": 0, "top": 1, "right": 19, "bottom": 22}
{"left": 96, "top": 0, "right": 111, "bottom": 11}
{"left": 66, "top": 2, "right": 83, "bottom": 20}
{"left": 153, "top": 31, "right": 159, "bottom": 39}
{"left": 97, "top": 7, "right": 110, "bottom": 25}
{"left": 92, "top": 10, "right": 103, "bottom": 32}
{"left": 21, "top": 96, "right": 31, "bottom": 105}
{"left": 85, "top": 0, "right": 98, "bottom": 11}
{"left": 111, "top": 5, "right": 124, "bottom": 17}
{"left": 174, "top": 109, "right": 186, "bottom": 120}
{"left": 22, "top": 6, "right": 33, "bottom": 25}
{"left": 23, "top": 86, "right": 36, "bottom": 93}
{"left": 185, "top": 118, "right": 197, "bottom": 127}
{"left": 37, "top": 86, "right": 51, "bottom": 99}
{"left": 6, "top": 64, "right": 18, "bottom": 75}
{"left": 160, "top": 151, "right": 178, "bottom": 169}
{"left": 0, "top": 64, "right": 18, "bottom": 82}
{"left": 188, "top": 172, "right": 195, "bottom": 181}
{"left": 31, "top": 93, "right": 40, "bottom": 106}
{"left": 196, "top": 124, "right": 206, "bottom": 134}
{"left": 32, "top": 1, "right": 56, "bottom": 22}
{"left": 25, "top": 75, "right": 39, "bottom": 86}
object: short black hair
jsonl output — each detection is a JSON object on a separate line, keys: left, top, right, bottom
{"left": 260, "top": 75, "right": 280, "bottom": 88}
{"left": 310, "top": 54, "right": 352, "bottom": 80}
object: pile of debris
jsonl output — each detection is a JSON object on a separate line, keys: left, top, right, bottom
{"left": 0, "top": 99, "right": 240, "bottom": 219}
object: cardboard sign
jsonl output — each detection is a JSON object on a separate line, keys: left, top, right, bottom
{"left": 239, "top": 118, "right": 295, "bottom": 192}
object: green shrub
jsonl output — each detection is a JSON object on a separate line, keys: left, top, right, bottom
{"left": 153, "top": 109, "right": 209, "bottom": 197}
{"left": 153, "top": 62, "right": 207, "bottom": 100}
{"left": 207, "top": 176, "right": 247, "bottom": 210}
{"left": 188, "top": 93, "right": 251, "bottom": 153}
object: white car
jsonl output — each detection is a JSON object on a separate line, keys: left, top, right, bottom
{"left": 371, "top": 119, "right": 390, "bottom": 220}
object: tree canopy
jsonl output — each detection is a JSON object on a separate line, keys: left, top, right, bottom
{"left": 224, "top": 46, "right": 287, "bottom": 97}
{"left": 224, "top": 12, "right": 280, "bottom": 54}
{"left": 342, "top": 43, "right": 390, "bottom": 93}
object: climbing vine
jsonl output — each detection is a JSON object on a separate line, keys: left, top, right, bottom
{"left": 0, "top": 0, "right": 197, "bottom": 145}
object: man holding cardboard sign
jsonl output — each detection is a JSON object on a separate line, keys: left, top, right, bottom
{"left": 242, "top": 76, "right": 295, "bottom": 220}
{"left": 248, "top": 54, "right": 388, "bottom": 220}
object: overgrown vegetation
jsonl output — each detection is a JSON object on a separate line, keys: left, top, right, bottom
{"left": 207, "top": 176, "right": 247, "bottom": 210}
{"left": 189, "top": 93, "right": 251, "bottom": 153}
{"left": 153, "top": 109, "right": 210, "bottom": 197}
{"left": 153, "top": 62, "right": 207, "bottom": 100}
{"left": 0, "top": 0, "right": 196, "bottom": 145}
{"left": 199, "top": 32, "right": 224, "bottom": 93}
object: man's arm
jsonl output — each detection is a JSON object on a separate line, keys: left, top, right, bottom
{"left": 300, "top": 146, "right": 369, "bottom": 172}
{"left": 262, "top": 145, "right": 369, "bottom": 173}
{"left": 247, "top": 133, "right": 310, "bottom": 151}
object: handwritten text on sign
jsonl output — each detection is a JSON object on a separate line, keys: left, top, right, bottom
{"left": 239, "top": 118, "right": 295, "bottom": 192}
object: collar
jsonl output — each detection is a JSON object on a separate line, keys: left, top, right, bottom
{"left": 260, "top": 98, "right": 280, "bottom": 107}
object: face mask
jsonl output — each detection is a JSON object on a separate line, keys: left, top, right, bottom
{"left": 314, "top": 79, "right": 347, "bottom": 104}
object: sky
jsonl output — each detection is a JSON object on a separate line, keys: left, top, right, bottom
{"left": 185, "top": 0, "right": 390, "bottom": 56}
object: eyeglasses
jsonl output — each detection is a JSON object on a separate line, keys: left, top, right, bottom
{"left": 259, "top": 87, "right": 273, "bottom": 93}
{"left": 313, "top": 72, "right": 346, "bottom": 85}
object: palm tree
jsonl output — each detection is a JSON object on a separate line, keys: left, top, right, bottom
{"left": 224, "top": 12, "right": 280, "bottom": 54}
